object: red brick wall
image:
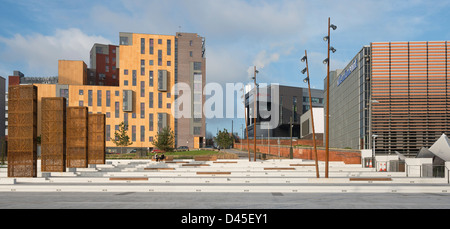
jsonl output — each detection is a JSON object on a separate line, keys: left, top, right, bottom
{"left": 235, "top": 143, "right": 361, "bottom": 164}
{"left": 8, "top": 76, "right": 20, "bottom": 86}
{"left": 238, "top": 138, "right": 323, "bottom": 147}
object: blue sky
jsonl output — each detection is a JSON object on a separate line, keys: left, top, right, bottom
{"left": 1, "top": 0, "right": 450, "bottom": 136}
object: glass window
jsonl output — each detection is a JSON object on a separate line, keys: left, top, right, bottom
{"left": 115, "top": 102, "right": 119, "bottom": 118}
{"left": 141, "top": 38, "right": 145, "bottom": 54}
{"left": 106, "top": 125, "right": 110, "bottom": 141}
{"left": 97, "top": 90, "right": 102, "bottom": 106}
{"left": 96, "top": 46, "right": 103, "bottom": 54}
{"left": 106, "top": 90, "right": 110, "bottom": 107}
{"left": 158, "top": 92, "right": 162, "bottom": 108}
{"left": 141, "top": 59, "right": 145, "bottom": 76}
{"left": 158, "top": 50, "right": 162, "bottom": 66}
{"left": 79, "top": 89, "right": 83, "bottom": 95}
{"left": 158, "top": 39, "right": 162, "bottom": 44}
{"left": 79, "top": 101, "right": 83, "bottom": 107}
{"left": 120, "top": 36, "right": 128, "bottom": 45}
{"left": 167, "top": 61, "right": 171, "bottom": 66}
{"left": 167, "top": 39, "right": 171, "bottom": 55}
{"left": 115, "top": 90, "right": 119, "bottom": 96}
{"left": 141, "top": 103, "right": 145, "bottom": 118}
{"left": 194, "top": 127, "right": 201, "bottom": 135}
{"left": 149, "top": 60, "right": 153, "bottom": 66}
{"left": 303, "top": 97, "right": 309, "bottom": 103}
{"left": 124, "top": 80, "right": 128, "bottom": 86}
{"left": 149, "top": 71, "right": 154, "bottom": 87}
{"left": 141, "top": 81, "right": 145, "bottom": 97}
{"left": 194, "top": 62, "right": 202, "bottom": 70}
{"left": 114, "top": 125, "right": 119, "bottom": 140}
{"left": 132, "top": 70, "right": 137, "bottom": 86}
{"left": 124, "top": 69, "right": 128, "bottom": 75}
{"left": 149, "top": 92, "right": 153, "bottom": 108}
{"left": 149, "top": 113, "right": 154, "bottom": 131}
{"left": 88, "top": 90, "right": 93, "bottom": 106}
{"left": 132, "top": 125, "right": 136, "bottom": 142}
{"left": 140, "top": 126, "right": 145, "bottom": 142}
{"left": 149, "top": 38, "right": 154, "bottom": 54}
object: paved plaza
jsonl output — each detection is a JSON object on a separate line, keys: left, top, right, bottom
{"left": 1, "top": 150, "right": 450, "bottom": 210}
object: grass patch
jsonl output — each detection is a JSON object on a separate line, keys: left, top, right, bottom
{"left": 106, "top": 149, "right": 238, "bottom": 160}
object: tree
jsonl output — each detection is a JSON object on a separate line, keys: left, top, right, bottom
{"left": 152, "top": 126, "right": 175, "bottom": 152}
{"left": 214, "top": 129, "right": 233, "bottom": 149}
{"left": 111, "top": 122, "right": 132, "bottom": 154}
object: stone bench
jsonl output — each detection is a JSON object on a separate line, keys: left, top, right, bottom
{"left": 182, "top": 164, "right": 210, "bottom": 166}
{"left": 264, "top": 168, "right": 296, "bottom": 170}
{"left": 290, "top": 164, "right": 316, "bottom": 166}
{"left": 144, "top": 168, "right": 175, "bottom": 171}
{"left": 109, "top": 177, "right": 149, "bottom": 181}
{"left": 196, "top": 172, "right": 231, "bottom": 175}
{"left": 349, "top": 178, "right": 392, "bottom": 181}
{"left": 194, "top": 156, "right": 217, "bottom": 161}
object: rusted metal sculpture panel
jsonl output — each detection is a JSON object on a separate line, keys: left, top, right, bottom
{"left": 88, "top": 113, "right": 105, "bottom": 164}
{"left": 41, "top": 97, "right": 66, "bottom": 172}
{"left": 8, "top": 85, "right": 37, "bottom": 177}
{"left": 66, "top": 106, "right": 88, "bottom": 168}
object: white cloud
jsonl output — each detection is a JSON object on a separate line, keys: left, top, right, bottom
{"left": 206, "top": 46, "right": 250, "bottom": 84}
{"left": 246, "top": 50, "right": 280, "bottom": 77}
{"left": 0, "top": 28, "right": 111, "bottom": 76}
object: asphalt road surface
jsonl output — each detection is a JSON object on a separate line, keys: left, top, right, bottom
{"left": 1, "top": 191, "right": 450, "bottom": 209}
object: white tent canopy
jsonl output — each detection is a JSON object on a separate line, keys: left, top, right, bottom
{"left": 428, "top": 133, "right": 450, "bottom": 161}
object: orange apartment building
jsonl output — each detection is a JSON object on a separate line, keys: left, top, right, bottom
{"left": 9, "top": 32, "right": 206, "bottom": 152}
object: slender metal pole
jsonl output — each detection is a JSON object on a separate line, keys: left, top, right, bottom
{"left": 253, "top": 66, "right": 257, "bottom": 161}
{"left": 305, "top": 50, "right": 320, "bottom": 178}
{"left": 290, "top": 116, "right": 293, "bottom": 159}
{"left": 325, "top": 17, "right": 331, "bottom": 178}
{"left": 243, "top": 86, "right": 250, "bottom": 161}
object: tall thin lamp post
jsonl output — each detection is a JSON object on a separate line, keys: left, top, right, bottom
{"left": 252, "top": 66, "right": 259, "bottom": 161}
{"left": 323, "top": 17, "right": 337, "bottom": 178}
{"left": 241, "top": 85, "right": 251, "bottom": 161}
{"left": 301, "top": 50, "right": 319, "bottom": 178}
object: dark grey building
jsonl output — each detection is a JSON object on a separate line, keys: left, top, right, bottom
{"left": 324, "top": 46, "right": 371, "bottom": 150}
{"left": 246, "top": 85, "right": 323, "bottom": 138}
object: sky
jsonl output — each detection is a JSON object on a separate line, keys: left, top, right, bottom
{"left": 1, "top": 0, "right": 450, "bottom": 137}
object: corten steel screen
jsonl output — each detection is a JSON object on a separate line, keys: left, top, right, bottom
{"left": 7, "top": 85, "right": 37, "bottom": 177}
{"left": 88, "top": 113, "right": 105, "bottom": 164}
{"left": 41, "top": 97, "right": 66, "bottom": 172}
{"left": 66, "top": 106, "right": 88, "bottom": 168}
{"left": 371, "top": 41, "right": 450, "bottom": 156}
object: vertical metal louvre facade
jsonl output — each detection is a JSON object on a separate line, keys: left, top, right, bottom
{"left": 371, "top": 41, "right": 450, "bottom": 156}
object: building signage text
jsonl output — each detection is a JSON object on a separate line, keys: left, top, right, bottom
{"left": 337, "top": 58, "right": 358, "bottom": 86}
